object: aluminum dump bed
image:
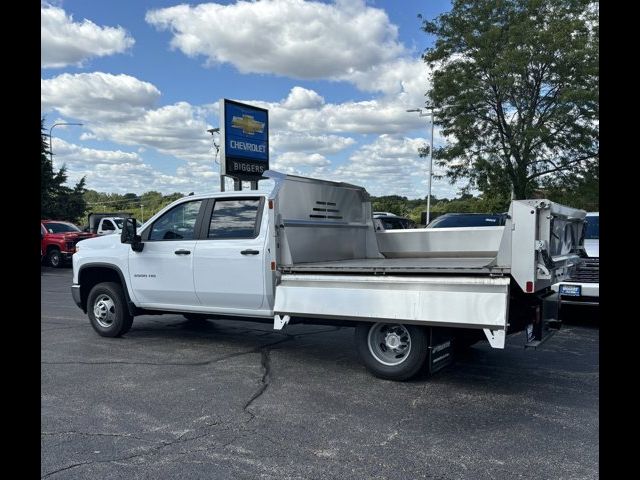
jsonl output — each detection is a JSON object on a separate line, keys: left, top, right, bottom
{"left": 264, "top": 171, "right": 585, "bottom": 348}
{"left": 268, "top": 171, "right": 586, "bottom": 292}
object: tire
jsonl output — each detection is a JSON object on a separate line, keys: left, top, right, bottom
{"left": 183, "top": 313, "right": 209, "bottom": 323}
{"left": 87, "top": 282, "right": 134, "bottom": 337}
{"left": 355, "top": 323, "right": 429, "bottom": 381}
{"left": 48, "top": 248, "right": 62, "bottom": 268}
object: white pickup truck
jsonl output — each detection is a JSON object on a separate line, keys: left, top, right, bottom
{"left": 71, "top": 171, "right": 587, "bottom": 380}
{"left": 95, "top": 217, "right": 143, "bottom": 236}
{"left": 551, "top": 212, "right": 599, "bottom": 307}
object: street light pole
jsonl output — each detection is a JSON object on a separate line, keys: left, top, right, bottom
{"left": 48, "top": 122, "right": 83, "bottom": 165}
{"left": 407, "top": 107, "right": 435, "bottom": 225}
{"left": 207, "top": 127, "right": 224, "bottom": 192}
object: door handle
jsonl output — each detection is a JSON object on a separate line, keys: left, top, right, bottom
{"left": 240, "top": 249, "right": 260, "bottom": 255}
{"left": 174, "top": 249, "right": 191, "bottom": 255}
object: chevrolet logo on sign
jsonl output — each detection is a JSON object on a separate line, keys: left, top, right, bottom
{"left": 231, "top": 115, "right": 265, "bottom": 135}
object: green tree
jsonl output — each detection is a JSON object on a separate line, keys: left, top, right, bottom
{"left": 421, "top": 0, "right": 598, "bottom": 199}
{"left": 41, "top": 118, "right": 88, "bottom": 222}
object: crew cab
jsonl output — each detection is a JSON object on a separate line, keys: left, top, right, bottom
{"left": 72, "top": 171, "right": 587, "bottom": 381}
{"left": 41, "top": 220, "right": 96, "bottom": 267}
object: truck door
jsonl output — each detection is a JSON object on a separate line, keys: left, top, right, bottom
{"left": 128, "top": 199, "right": 205, "bottom": 306}
{"left": 193, "top": 197, "right": 266, "bottom": 310}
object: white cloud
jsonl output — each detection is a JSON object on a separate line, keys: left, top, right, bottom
{"left": 41, "top": 68, "right": 451, "bottom": 197}
{"left": 274, "top": 152, "right": 330, "bottom": 169}
{"left": 88, "top": 102, "right": 215, "bottom": 162}
{"left": 271, "top": 132, "right": 355, "bottom": 154}
{"left": 41, "top": 3, "right": 135, "bottom": 68}
{"left": 329, "top": 134, "right": 461, "bottom": 198}
{"left": 252, "top": 93, "right": 426, "bottom": 135}
{"left": 41, "top": 72, "right": 160, "bottom": 121}
{"left": 146, "top": 0, "right": 404, "bottom": 80}
{"left": 344, "top": 58, "right": 429, "bottom": 106}
{"left": 282, "top": 87, "right": 325, "bottom": 110}
{"left": 52, "top": 138, "right": 142, "bottom": 166}
{"left": 54, "top": 140, "right": 221, "bottom": 195}
{"left": 41, "top": 73, "right": 214, "bottom": 163}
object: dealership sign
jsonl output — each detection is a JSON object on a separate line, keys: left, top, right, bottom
{"left": 220, "top": 99, "right": 269, "bottom": 179}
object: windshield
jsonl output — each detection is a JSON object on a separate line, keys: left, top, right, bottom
{"left": 585, "top": 216, "right": 599, "bottom": 239}
{"left": 427, "top": 214, "right": 504, "bottom": 228}
{"left": 43, "top": 222, "right": 80, "bottom": 233}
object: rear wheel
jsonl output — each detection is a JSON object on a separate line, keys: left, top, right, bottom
{"left": 355, "top": 323, "right": 429, "bottom": 381}
{"left": 87, "top": 282, "right": 133, "bottom": 337}
{"left": 48, "top": 248, "right": 62, "bottom": 268}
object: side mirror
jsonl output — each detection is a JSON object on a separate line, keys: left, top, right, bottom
{"left": 121, "top": 217, "right": 144, "bottom": 252}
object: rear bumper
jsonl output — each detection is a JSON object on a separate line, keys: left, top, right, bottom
{"left": 558, "top": 296, "right": 600, "bottom": 307}
{"left": 551, "top": 281, "right": 599, "bottom": 302}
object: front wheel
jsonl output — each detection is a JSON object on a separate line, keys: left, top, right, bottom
{"left": 355, "top": 323, "right": 429, "bottom": 381}
{"left": 87, "top": 282, "right": 134, "bottom": 337}
{"left": 48, "top": 248, "right": 62, "bottom": 268}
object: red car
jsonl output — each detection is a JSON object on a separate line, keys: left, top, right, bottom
{"left": 41, "top": 220, "right": 96, "bottom": 268}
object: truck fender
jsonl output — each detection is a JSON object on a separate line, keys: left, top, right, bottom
{"left": 77, "top": 263, "right": 137, "bottom": 316}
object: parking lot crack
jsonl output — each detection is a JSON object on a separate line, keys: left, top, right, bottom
{"left": 42, "top": 430, "right": 146, "bottom": 440}
{"left": 243, "top": 347, "right": 272, "bottom": 413}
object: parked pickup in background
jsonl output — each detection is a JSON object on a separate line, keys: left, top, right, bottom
{"left": 41, "top": 220, "right": 96, "bottom": 268}
{"left": 85, "top": 213, "right": 142, "bottom": 236}
{"left": 551, "top": 212, "right": 599, "bottom": 309}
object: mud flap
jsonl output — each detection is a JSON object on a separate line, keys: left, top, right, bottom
{"left": 525, "top": 292, "right": 561, "bottom": 348}
{"left": 428, "top": 328, "right": 455, "bottom": 375}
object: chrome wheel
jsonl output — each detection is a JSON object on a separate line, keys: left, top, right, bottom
{"left": 367, "top": 323, "right": 412, "bottom": 366}
{"left": 93, "top": 294, "right": 116, "bottom": 328}
{"left": 49, "top": 250, "right": 61, "bottom": 267}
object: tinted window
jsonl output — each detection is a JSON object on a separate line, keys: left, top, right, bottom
{"left": 102, "top": 220, "right": 115, "bottom": 231}
{"left": 401, "top": 218, "right": 416, "bottom": 228}
{"left": 149, "top": 200, "right": 203, "bottom": 241}
{"left": 208, "top": 199, "right": 261, "bottom": 239}
{"left": 585, "top": 216, "right": 599, "bottom": 239}
{"left": 428, "top": 214, "right": 504, "bottom": 228}
{"left": 113, "top": 218, "right": 140, "bottom": 228}
{"left": 381, "top": 218, "right": 405, "bottom": 230}
{"left": 43, "top": 222, "right": 80, "bottom": 233}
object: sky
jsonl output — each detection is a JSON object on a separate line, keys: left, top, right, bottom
{"left": 41, "top": 0, "right": 460, "bottom": 199}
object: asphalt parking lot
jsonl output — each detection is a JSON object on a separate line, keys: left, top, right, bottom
{"left": 41, "top": 266, "right": 599, "bottom": 479}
